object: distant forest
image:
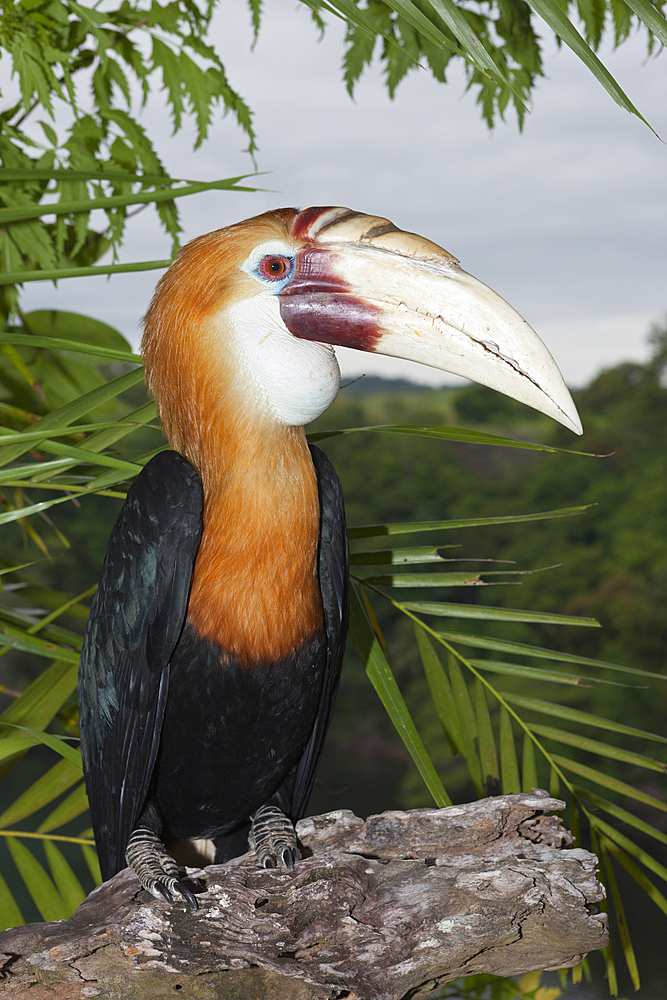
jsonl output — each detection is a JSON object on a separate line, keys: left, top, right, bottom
{"left": 2, "top": 320, "right": 666, "bottom": 819}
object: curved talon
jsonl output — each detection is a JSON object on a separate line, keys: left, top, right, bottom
{"left": 151, "top": 881, "right": 174, "bottom": 904}
{"left": 175, "top": 883, "right": 199, "bottom": 910}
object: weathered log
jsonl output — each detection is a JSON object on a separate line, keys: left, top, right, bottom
{"left": 0, "top": 791, "right": 608, "bottom": 999}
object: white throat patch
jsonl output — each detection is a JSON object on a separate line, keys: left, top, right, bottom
{"left": 223, "top": 295, "right": 341, "bottom": 426}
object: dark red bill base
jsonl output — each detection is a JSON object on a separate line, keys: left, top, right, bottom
{"left": 280, "top": 248, "right": 382, "bottom": 352}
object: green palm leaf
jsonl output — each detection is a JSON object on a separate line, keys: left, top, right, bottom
{"left": 505, "top": 693, "right": 667, "bottom": 745}
{"left": 499, "top": 707, "right": 521, "bottom": 794}
{"left": 604, "top": 840, "right": 667, "bottom": 920}
{"left": 348, "top": 505, "right": 591, "bottom": 538}
{"left": 415, "top": 624, "right": 462, "bottom": 757}
{"left": 311, "top": 422, "right": 590, "bottom": 454}
{"left": 43, "top": 841, "right": 86, "bottom": 915}
{"left": 529, "top": 724, "right": 667, "bottom": 772}
{"left": 524, "top": 0, "right": 655, "bottom": 130}
{"left": 0, "top": 660, "right": 77, "bottom": 732}
{"left": 38, "top": 783, "right": 89, "bottom": 834}
{"left": 0, "top": 333, "right": 140, "bottom": 364}
{"left": 349, "top": 586, "right": 451, "bottom": 806}
{"left": 429, "top": 628, "right": 665, "bottom": 681}
{"left": 6, "top": 838, "right": 64, "bottom": 923}
{"left": 0, "top": 726, "right": 82, "bottom": 768}
{"left": 446, "top": 650, "right": 483, "bottom": 793}
{"left": 0, "top": 758, "right": 81, "bottom": 828}
{"left": 475, "top": 679, "right": 499, "bottom": 791}
{"left": 469, "top": 658, "right": 629, "bottom": 688}
{"left": 0, "top": 174, "right": 258, "bottom": 227}
{"left": 574, "top": 787, "right": 667, "bottom": 848}
{"left": 403, "top": 598, "right": 598, "bottom": 627}
{"left": 0, "top": 870, "right": 24, "bottom": 932}
{"left": 600, "top": 840, "right": 640, "bottom": 990}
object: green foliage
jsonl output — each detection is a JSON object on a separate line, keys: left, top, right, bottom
{"left": 0, "top": 315, "right": 150, "bottom": 927}
{"left": 1, "top": 0, "right": 666, "bottom": 320}
{"left": 331, "top": 0, "right": 666, "bottom": 130}
{"left": 0, "top": 0, "right": 257, "bottom": 317}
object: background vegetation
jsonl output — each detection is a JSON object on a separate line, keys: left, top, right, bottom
{"left": 1, "top": 2, "right": 666, "bottom": 998}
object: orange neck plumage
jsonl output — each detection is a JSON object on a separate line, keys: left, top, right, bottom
{"left": 141, "top": 213, "right": 323, "bottom": 666}
{"left": 186, "top": 422, "right": 322, "bottom": 665}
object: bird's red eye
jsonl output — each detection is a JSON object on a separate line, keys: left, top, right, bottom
{"left": 259, "top": 255, "right": 292, "bottom": 281}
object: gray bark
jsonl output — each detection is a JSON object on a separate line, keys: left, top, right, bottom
{"left": 0, "top": 791, "right": 608, "bottom": 999}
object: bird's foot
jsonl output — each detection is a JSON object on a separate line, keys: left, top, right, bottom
{"left": 125, "top": 827, "right": 198, "bottom": 909}
{"left": 249, "top": 805, "right": 300, "bottom": 869}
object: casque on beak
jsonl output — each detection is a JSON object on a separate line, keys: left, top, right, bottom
{"left": 281, "top": 207, "right": 582, "bottom": 435}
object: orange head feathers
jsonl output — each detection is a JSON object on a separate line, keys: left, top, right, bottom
{"left": 142, "top": 209, "right": 301, "bottom": 482}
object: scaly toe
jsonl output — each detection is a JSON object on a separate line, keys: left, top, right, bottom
{"left": 250, "top": 805, "right": 300, "bottom": 870}
{"left": 126, "top": 828, "right": 198, "bottom": 909}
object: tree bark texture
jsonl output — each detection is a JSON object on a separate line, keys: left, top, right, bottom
{"left": 0, "top": 791, "right": 608, "bottom": 999}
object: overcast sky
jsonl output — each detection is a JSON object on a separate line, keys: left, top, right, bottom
{"left": 15, "top": 2, "right": 667, "bottom": 389}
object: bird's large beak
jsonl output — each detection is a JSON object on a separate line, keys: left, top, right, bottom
{"left": 280, "top": 207, "right": 582, "bottom": 435}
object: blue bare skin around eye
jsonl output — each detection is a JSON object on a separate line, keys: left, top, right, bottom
{"left": 256, "top": 255, "right": 295, "bottom": 291}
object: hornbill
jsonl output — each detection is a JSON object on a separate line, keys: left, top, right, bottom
{"left": 79, "top": 206, "right": 582, "bottom": 908}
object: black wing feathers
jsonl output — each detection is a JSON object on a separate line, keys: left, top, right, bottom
{"left": 288, "top": 445, "right": 349, "bottom": 821}
{"left": 78, "top": 451, "right": 203, "bottom": 880}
